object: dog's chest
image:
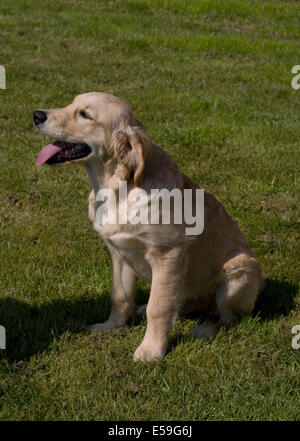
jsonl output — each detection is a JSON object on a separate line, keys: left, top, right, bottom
{"left": 105, "top": 233, "right": 152, "bottom": 282}
{"left": 88, "top": 195, "right": 152, "bottom": 282}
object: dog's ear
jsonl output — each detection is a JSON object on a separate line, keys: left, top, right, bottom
{"left": 112, "top": 126, "right": 151, "bottom": 187}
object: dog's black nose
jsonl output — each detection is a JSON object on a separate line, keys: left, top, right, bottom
{"left": 33, "top": 110, "right": 47, "bottom": 125}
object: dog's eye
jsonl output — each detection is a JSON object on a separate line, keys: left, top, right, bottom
{"left": 79, "top": 109, "right": 89, "bottom": 119}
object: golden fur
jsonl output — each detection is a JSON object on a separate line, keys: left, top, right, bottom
{"left": 35, "top": 92, "right": 263, "bottom": 361}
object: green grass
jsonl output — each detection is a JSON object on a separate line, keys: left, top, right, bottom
{"left": 0, "top": 0, "right": 299, "bottom": 421}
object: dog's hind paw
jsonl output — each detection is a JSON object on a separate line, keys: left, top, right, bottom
{"left": 87, "top": 321, "right": 118, "bottom": 332}
{"left": 135, "top": 304, "right": 147, "bottom": 316}
{"left": 189, "top": 322, "right": 220, "bottom": 340}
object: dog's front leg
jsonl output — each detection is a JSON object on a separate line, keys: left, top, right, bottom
{"left": 134, "top": 247, "right": 184, "bottom": 362}
{"left": 88, "top": 252, "right": 137, "bottom": 331}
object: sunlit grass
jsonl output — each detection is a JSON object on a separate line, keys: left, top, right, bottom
{"left": 0, "top": 0, "right": 299, "bottom": 421}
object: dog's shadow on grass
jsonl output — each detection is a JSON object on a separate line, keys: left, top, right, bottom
{"left": 0, "top": 279, "right": 298, "bottom": 364}
{"left": 253, "top": 278, "right": 299, "bottom": 320}
{"left": 0, "top": 291, "right": 113, "bottom": 364}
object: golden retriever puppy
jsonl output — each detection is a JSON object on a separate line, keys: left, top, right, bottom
{"left": 34, "top": 92, "right": 263, "bottom": 362}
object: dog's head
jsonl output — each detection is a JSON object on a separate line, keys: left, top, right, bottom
{"left": 34, "top": 92, "right": 152, "bottom": 186}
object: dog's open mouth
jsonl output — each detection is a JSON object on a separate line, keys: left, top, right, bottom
{"left": 36, "top": 141, "right": 91, "bottom": 166}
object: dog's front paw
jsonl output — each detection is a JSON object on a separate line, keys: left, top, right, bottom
{"left": 87, "top": 320, "right": 119, "bottom": 332}
{"left": 133, "top": 342, "right": 166, "bottom": 362}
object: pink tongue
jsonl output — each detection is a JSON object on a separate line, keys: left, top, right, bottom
{"left": 35, "top": 143, "right": 62, "bottom": 166}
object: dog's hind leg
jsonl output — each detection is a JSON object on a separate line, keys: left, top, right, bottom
{"left": 88, "top": 252, "right": 137, "bottom": 331}
{"left": 190, "top": 253, "right": 263, "bottom": 340}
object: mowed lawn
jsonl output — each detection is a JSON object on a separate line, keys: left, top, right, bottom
{"left": 0, "top": 0, "right": 299, "bottom": 421}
